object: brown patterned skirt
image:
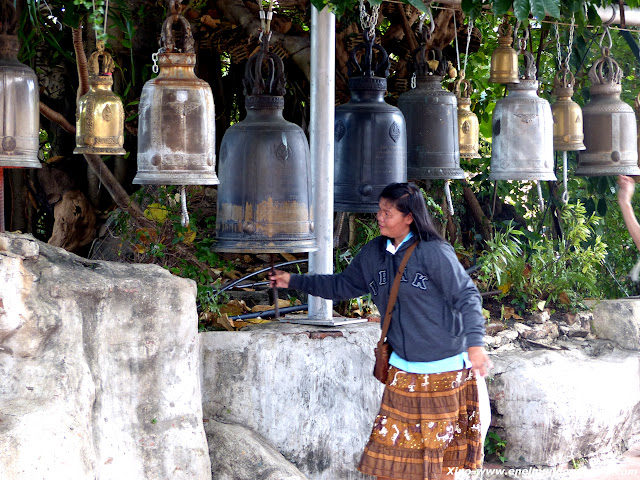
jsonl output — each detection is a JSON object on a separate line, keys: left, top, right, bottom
{"left": 357, "top": 365, "right": 483, "bottom": 480}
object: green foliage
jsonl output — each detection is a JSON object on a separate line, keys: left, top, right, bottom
{"left": 485, "top": 431, "right": 508, "bottom": 463}
{"left": 478, "top": 202, "right": 607, "bottom": 312}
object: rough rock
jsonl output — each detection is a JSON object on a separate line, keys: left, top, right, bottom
{"left": 206, "top": 418, "right": 307, "bottom": 480}
{"left": 488, "top": 348, "right": 640, "bottom": 467}
{"left": 201, "top": 322, "right": 385, "bottom": 480}
{"left": 591, "top": 300, "right": 640, "bottom": 350}
{"left": 0, "top": 233, "right": 210, "bottom": 480}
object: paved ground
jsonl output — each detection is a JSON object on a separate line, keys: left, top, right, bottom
{"left": 479, "top": 445, "right": 640, "bottom": 479}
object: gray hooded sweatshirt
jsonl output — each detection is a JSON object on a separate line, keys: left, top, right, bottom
{"left": 289, "top": 237, "right": 485, "bottom": 362}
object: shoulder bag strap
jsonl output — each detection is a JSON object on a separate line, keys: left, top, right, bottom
{"left": 378, "top": 240, "right": 419, "bottom": 349}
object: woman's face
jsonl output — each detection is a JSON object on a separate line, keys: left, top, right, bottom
{"left": 377, "top": 198, "right": 413, "bottom": 242}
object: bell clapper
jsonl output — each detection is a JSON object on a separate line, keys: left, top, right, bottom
{"left": 270, "top": 254, "right": 279, "bottom": 320}
{"left": 180, "top": 185, "right": 189, "bottom": 228}
{"left": 536, "top": 181, "right": 544, "bottom": 211}
{"left": 444, "top": 180, "right": 454, "bottom": 216}
{"left": 562, "top": 152, "right": 569, "bottom": 205}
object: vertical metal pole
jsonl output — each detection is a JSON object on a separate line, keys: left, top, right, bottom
{"left": 308, "top": 6, "right": 335, "bottom": 321}
{"left": 0, "top": 167, "right": 4, "bottom": 232}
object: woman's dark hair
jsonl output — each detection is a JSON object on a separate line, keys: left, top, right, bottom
{"left": 379, "top": 182, "right": 444, "bottom": 242}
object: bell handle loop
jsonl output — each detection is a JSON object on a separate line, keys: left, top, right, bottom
{"left": 161, "top": 13, "right": 195, "bottom": 54}
{"left": 599, "top": 25, "right": 613, "bottom": 53}
{"left": 413, "top": 45, "right": 445, "bottom": 76}
{"left": 553, "top": 68, "right": 574, "bottom": 89}
{"left": 454, "top": 77, "right": 472, "bottom": 98}
{"left": 88, "top": 50, "right": 115, "bottom": 76}
{"left": 520, "top": 49, "right": 537, "bottom": 80}
{"left": 347, "top": 31, "right": 390, "bottom": 79}
{"left": 244, "top": 39, "right": 286, "bottom": 96}
{"left": 497, "top": 17, "right": 512, "bottom": 39}
{"left": 591, "top": 54, "right": 622, "bottom": 86}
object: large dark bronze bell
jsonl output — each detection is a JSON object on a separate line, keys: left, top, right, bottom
{"left": 134, "top": 12, "right": 218, "bottom": 185}
{"left": 490, "top": 49, "right": 556, "bottom": 181}
{"left": 334, "top": 31, "right": 406, "bottom": 213}
{"left": 576, "top": 41, "right": 640, "bottom": 176}
{"left": 214, "top": 39, "right": 316, "bottom": 253}
{"left": 398, "top": 46, "right": 463, "bottom": 180}
{"left": 0, "top": 2, "right": 40, "bottom": 169}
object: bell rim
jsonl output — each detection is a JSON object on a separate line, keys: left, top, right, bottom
{"left": 488, "top": 173, "right": 558, "bottom": 181}
{"left": 133, "top": 173, "right": 220, "bottom": 185}
{"left": 211, "top": 239, "right": 319, "bottom": 254}
{"left": 0, "top": 158, "right": 41, "bottom": 169}
{"left": 74, "top": 146, "right": 126, "bottom": 155}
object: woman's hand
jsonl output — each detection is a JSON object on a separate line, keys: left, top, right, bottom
{"left": 467, "top": 346, "right": 493, "bottom": 378}
{"left": 269, "top": 270, "right": 291, "bottom": 288}
{"left": 618, "top": 175, "right": 636, "bottom": 206}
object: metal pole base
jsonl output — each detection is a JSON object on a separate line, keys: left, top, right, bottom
{"left": 279, "top": 316, "right": 368, "bottom": 327}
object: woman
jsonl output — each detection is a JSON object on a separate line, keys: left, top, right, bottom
{"left": 618, "top": 175, "right": 640, "bottom": 251}
{"left": 270, "top": 182, "right": 491, "bottom": 480}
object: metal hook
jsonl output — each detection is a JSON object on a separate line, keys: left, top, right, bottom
{"left": 599, "top": 25, "right": 612, "bottom": 51}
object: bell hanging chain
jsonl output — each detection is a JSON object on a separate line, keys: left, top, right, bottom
{"left": 462, "top": 17, "right": 473, "bottom": 76}
{"left": 358, "top": 0, "right": 380, "bottom": 41}
{"left": 554, "top": 16, "right": 575, "bottom": 72}
{"left": 257, "top": 0, "right": 275, "bottom": 42}
{"left": 417, "top": 3, "right": 434, "bottom": 42}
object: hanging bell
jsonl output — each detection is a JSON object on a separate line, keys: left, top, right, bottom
{"left": 334, "top": 30, "right": 406, "bottom": 213}
{"left": 551, "top": 69, "right": 585, "bottom": 151}
{"left": 489, "top": 48, "right": 556, "bottom": 181}
{"left": 489, "top": 20, "right": 519, "bottom": 85}
{"left": 214, "top": 39, "right": 316, "bottom": 253}
{"left": 0, "top": 2, "right": 40, "bottom": 169}
{"left": 398, "top": 46, "right": 463, "bottom": 180}
{"left": 134, "top": 13, "right": 218, "bottom": 185}
{"left": 576, "top": 40, "right": 640, "bottom": 176}
{"left": 74, "top": 44, "right": 126, "bottom": 155}
{"left": 455, "top": 75, "right": 481, "bottom": 159}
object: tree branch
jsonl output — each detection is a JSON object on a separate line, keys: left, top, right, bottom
{"left": 73, "top": 27, "right": 89, "bottom": 102}
{"left": 39, "top": 102, "right": 75, "bottom": 134}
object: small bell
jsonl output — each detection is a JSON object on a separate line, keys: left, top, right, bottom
{"left": 577, "top": 36, "right": 640, "bottom": 176}
{"left": 489, "top": 20, "right": 520, "bottom": 85}
{"left": 489, "top": 48, "right": 556, "bottom": 181}
{"left": 455, "top": 75, "right": 480, "bottom": 159}
{"left": 74, "top": 43, "right": 126, "bottom": 155}
{"left": 398, "top": 46, "right": 462, "bottom": 180}
{"left": 334, "top": 30, "right": 406, "bottom": 212}
{"left": 551, "top": 69, "right": 585, "bottom": 151}
{"left": 0, "top": 2, "right": 40, "bottom": 169}
{"left": 134, "top": 11, "right": 218, "bottom": 185}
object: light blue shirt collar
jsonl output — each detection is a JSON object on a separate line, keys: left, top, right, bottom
{"left": 386, "top": 231, "right": 414, "bottom": 255}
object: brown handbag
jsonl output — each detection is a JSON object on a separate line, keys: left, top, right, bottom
{"left": 373, "top": 241, "right": 418, "bottom": 384}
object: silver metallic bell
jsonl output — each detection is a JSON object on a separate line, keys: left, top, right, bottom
{"left": 489, "top": 49, "right": 556, "bottom": 181}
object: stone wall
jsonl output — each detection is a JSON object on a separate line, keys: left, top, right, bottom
{"left": 0, "top": 233, "right": 211, "bottom": 480}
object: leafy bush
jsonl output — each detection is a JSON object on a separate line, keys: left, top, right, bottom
{"left": 477, "top": 201, "right": 607, "bottom": 312}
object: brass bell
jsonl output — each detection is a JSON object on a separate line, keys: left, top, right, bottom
{"left": 577, "top": 41, "right": 640, "bottom": 176}
{"left": 74, "top": 43, "right": 126, "bottom": 155}
{"left": 0, "top": 2, "right": 40, "bottom": 169}
{"left": 214, "top": 39, "right": 316, "bottom": 253}
{"left": 551, "top": 69, "right": 585, "bottom": 151}
{"left": 455, "top": 75, "right": 480, "bottom": 159}
{"left": 134, "top": 12, "right": 218, "bottom": 185}
{"left": 489, "top": 49, "right": 556, "bottom": 181}
{"left": 397, "top": 46, "right": 462, "bottom": 180}
{"left": 489, "top": 20, "right": 519, "bottom": 84}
